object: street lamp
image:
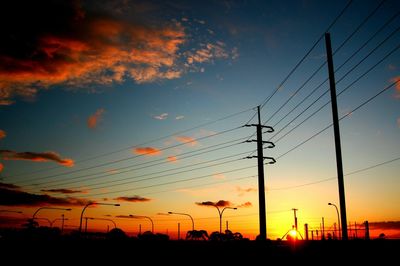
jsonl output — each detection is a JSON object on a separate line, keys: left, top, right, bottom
{"left": 32, "top": 207, "right": 71, "bottom": 221}
{"left": 129, "top": 214, "right": 154, "bottom": 233}
{"left": 213, "top": 206, "right": 237, "bottom": 234}
{"left": 328, "top": 202, "right": 341, "bottom": 240}
{"left": 52, "top": 214, "right": 68, "bottom": 232}
{"left": 79, "top": 202, "right": 120, "bottom": 232}
{"left": 168, "top": 211, "right": 195, "bottom": 231}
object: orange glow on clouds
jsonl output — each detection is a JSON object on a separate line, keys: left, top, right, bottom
{"left": 0, "top": 129, "right": 6, "bottom": 139}
{"left": 175, "top": 136, "right": 198, "bottom": 146}
{"left": 167, "top": 156, "right": 178, "bottom": 163}
{"left": 0, "top": 162, "right": 3, "bottom": 173}
{"left": 87, "top": 108, "right": 105, "bottom": 129}
{"left": 391, "top": 76, "right": 400, "bottom": 98}
{"left": 0, "top": 150, "right": 74, "bottom": 167}
{"left": 134, "top": 147, "right": 161, "bottom": 156}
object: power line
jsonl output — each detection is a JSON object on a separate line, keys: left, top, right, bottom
{"left": 264, "top": 0, "right": 387, "bottom": 125}
{"left": 7, "top": 107, "right": 256, "bottom": 179}
{"left": 25, "top": 136, "right": 251, "bottom": 188}
{"left": 269, "top": 11, "right": 400, "bottom": 132}
{"left": 13, "top": 125, "right": 245, "bottom": 185}
{"left": 271, "top": 31, "right": 400, "bottom": 143}
{"left": 269, "top": 155, "right": 400, "bottom": 191}
{"left": 276, "top": 79, "right": 399, "bottom": 159}
{"left": 258, "top": 0, "right": 354, "bottom": 110}
{"left": 41, "top": 149, "right": 256, "bottom": 194}
{"left": 78, "top": 164, "right": 258, "bottom": 198}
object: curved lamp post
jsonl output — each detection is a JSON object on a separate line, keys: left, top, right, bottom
{"left": 52, "top": 214, "right": 68, "bottom": 232}
{"left": 32, "top": 207, "right": 71, "bottom": 221}
{"left": 168, "top": 211, "right": 195, "bottom": 231}
{"left": 213, "top": 206, "right": 237, "bottom": 234}
{"left": 129, "top": 214, "right": 154, "bottom": 233}
{"left": 328, "top": 202, "right": 341, "bottom": 240}
{"left": 79, "top": 202, "right": 120, "bottom": 232}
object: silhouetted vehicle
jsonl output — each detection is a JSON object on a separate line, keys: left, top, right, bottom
{"left": 107, "top": 228, "right": 127, "bottom": 240}
{"left": 137, "top": 231, "right": 169, "bottom": 241}
{"left": 185, "top": 230, "right": 209, "bottom": 240}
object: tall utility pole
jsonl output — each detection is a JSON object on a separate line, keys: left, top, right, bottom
{"left": 325, "top": 32, "right": 348, "bottom": 240}
{"left": 292, "top": 208, "right": 298, "bottom": 231}
{"left": 245, "top": 106, "right": 275, "bottom": 240}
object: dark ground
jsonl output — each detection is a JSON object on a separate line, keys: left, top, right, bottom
{"left": 1, "top": 238, "right": 398, "bottom": 264}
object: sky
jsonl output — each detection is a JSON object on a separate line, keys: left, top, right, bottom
{"left": 0, "top": 0, "right": 399, "bottom": 240}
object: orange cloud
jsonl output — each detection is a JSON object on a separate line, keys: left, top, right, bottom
{"left": 114, "top": 196, "right": 151, "bottom": 202}
{"left": 391, "top": 76, "right": 400, "bottom": 98}
{"left": 167, "top": 156, "right": 178, "bottom": 163}
{"left": 41, "top": 188, "right": 84, "bottom": 194}
{"left": 87, "top": 108, "right": 105, "bottom": 129}
{"left": 0, "top": 150, "right": 74, "bottom": 167}
{"left": 134, "top": 147, "right": 161, "bottom": 156}
{"left": 0, "top": 2, "right": 237, "bottom": 105}
{"left": 237, "top": 201, "right": 252, "bottom": 208}
{"left": 196, "top": 200, "right": 232, "bottom": 207}
{"left": 0, "top": 163, "right": 3, "bottom": 173}
{"left": 176, "top": 136, "right": 198, "bottom": 146}
{"left": 0, "top": 129, "right": 6, "bottom": 139}
{"left": 236, "top": 186, "right": 257, "bottom": 196}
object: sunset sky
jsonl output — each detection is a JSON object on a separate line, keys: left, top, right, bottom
{"left": 1, "top": 0, "right": 399, "bottom": 239}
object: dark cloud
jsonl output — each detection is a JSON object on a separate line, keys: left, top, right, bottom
{"left": 0, "top": 182, "right": 20, "bottom": 190}
{"left": 0, "top": 187, "right": 89, "bottom": 206}
{"left": 195, "top": 200, "right": 232, "bottom": 207}
{"left": 0, "top": 150, "right": 74, "bottom": 167}
{"left": 369, "top": 221, "right": 400, "bottom": 230}
{"left": 0, "top": 0, "right": 234, "bottom": 105}
{"left": 114, "top": 196, "right": 151, "bottom": 202}
{"left": 41, "top": 188, "right": 83, "bottom": 194}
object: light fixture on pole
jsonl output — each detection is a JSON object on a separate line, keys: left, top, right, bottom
{"left": 79, "top": 202, "right": 120, "bottom": 232}
{"left": 328, "top": 202, "right": 341, "bottom": 240}
{"left": 168, "top": 211, "right": 195, "bottom": 231}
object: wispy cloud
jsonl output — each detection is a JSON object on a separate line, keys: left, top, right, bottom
{"left": 175, "top": 115, "right": 184, "bottom": 120}
{"left": 0, "top": 129, "right": 6, "bottom": 140}
{"left": 391, "top": 76, "right": 400, "bottom": 98}
{"left": 369, "top": 221, "right": 400, "bottom": 230}
{"left": 0, "top": 187, "right": 89, "bottom": 206}
{"left": 213, "top": 173, "right": 226, "bottom": 180}
{"left": 0, "top": 150, "right": 74, "bottom": 167}
{"left": 167, "top": 156, "right": 178, "bottom": 163}
{"left": 41, "top": 188, "right": 84, "bottom": 194}
{"left": 153, "top": 113, "right": 168, "bottom": 120}
{"left": 237, "top": 201, "right": 252, "bottom": 208}
{"left": 236, "top": 186, "right": 257, "bottom": 196}
{"left": 195, "top": 200, "right": 232, "bottom": 207}
{"left": 133, "top": 147, "right": 161, "bottom": 156}
{"left": 114, "top": 196, "right": 151, "bottom": 202}
{"left": 0, "top": 182, "right": 20, "bottom": 190}
{"left": 87, "top": 108, "right": 105, "bottom": 129}
{"left": 0, "top": 2, "right": 237, "bottom": 105}
{"left": 175, "top": 136, "right": 198, "bottom": 146}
